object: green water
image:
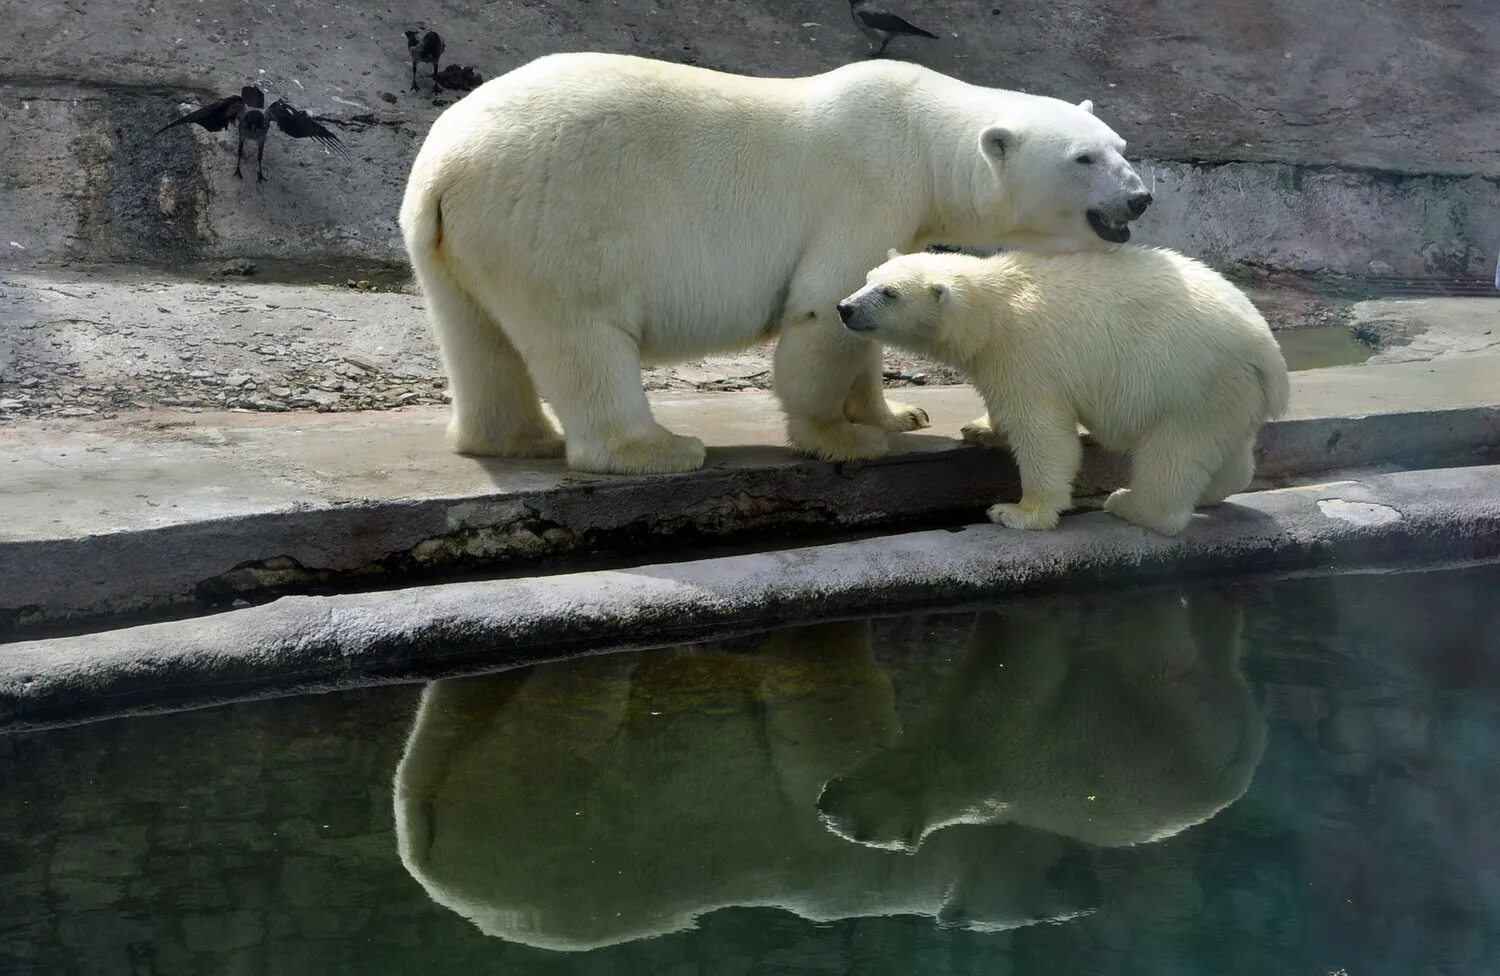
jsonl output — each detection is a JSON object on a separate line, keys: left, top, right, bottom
{"left": 4, "top": 564, "right": 1500, "bottom": 975}
{"left": 1276, "top": 324, "right": 1375, "bottom": 371}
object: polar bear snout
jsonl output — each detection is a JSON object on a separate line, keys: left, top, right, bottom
{"left": 835, "top": 299, "right": 869, "bottom": 331}
{"left": 836, "top": 296, "right": 877, "bottom": 333}
{"left": 1127, "top": 190, "right": 1153, "bottom": 216}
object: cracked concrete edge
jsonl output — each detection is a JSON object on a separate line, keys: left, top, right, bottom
{"left": 4, "top": 403, "right": 1499, "bottom": 639}
{"left": 3, "top": 463, "right": 1499, "bottom": 733}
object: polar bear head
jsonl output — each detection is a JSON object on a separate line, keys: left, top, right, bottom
{"left": 835, "top": 250, "right": 982, "bottom": 355}
{"left": 959, "top": 96, "right": 1152, "bottom": 248}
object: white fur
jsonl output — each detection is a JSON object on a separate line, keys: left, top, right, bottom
{"left": 840, "top": 246, "right": 1291, "bottom": 535}
{"left": 817, "top": 589, "right": 1265, "bottom": 851}
{"left": 399, "top": 52, "right": 1148, "bottom": 474}
{"left": 393, "top": 624, "right": 1096, "bottom": 950}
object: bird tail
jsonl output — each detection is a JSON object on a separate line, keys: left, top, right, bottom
{"left": 911, "top": 25, "right": 939, "bottom": 38}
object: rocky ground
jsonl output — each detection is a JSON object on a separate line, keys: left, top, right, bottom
{"left": 1, "top": 258, "right": 1495, "bottom": 421}
{"left": 0, "top": 259, "right": 963, "bottom": 421}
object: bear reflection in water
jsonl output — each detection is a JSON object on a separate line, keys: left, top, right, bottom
{"left": 817, "top": 590, "right": 1266, "bottom": 853}
{"left": 393, "top": 589, "right": 1264, "bottom": 952}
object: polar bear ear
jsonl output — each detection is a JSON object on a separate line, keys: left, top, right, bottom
{"left": 886, "top": 247, "right": 903, "bottom": 261}
{"left": 1078, "top": 99, "right": 1095, "bottom": 115}
{"left": 930, "top": 282, "right": 952, "bottom": 305}
{"left": 979, "top": 126, "right": 1016, "bottom": 162}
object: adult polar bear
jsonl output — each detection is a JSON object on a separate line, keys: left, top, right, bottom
{"left": 400, "top": 53, "right": 1153, "bottom": 474}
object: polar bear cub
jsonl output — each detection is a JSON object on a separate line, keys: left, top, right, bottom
{"left": 836, "top": 247, "right": 1290, "bottom": 535}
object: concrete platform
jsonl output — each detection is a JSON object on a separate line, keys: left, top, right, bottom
{"left": 3, "top": 354, "right": 1499, "bottom": 638}
{"left": 5, "top": 463, "right": 1499, "bottom": 731}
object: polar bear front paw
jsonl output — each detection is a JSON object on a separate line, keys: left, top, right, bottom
{"left": 567, "top": 430, "right": 707, "bottom": 475}
{"left": 960, "top": 415, "right": 1008, "bottom": 449}
{"left": 845, "top": 396, "right": 930, "bottom": 433}
{"left": 449, "top": 419, "right": 566, "bottom": 459}
{"left": 986, "top": 500, "right": 1061, "bottom": 531}
{"left": 882, "top": 399, "right": 931, "bottom": 433}
{"left": 788, "top": 417, "right": 890, "bottom": 461}
{"left": 1103, "top": 489, "right": 1194, "bottom": 536}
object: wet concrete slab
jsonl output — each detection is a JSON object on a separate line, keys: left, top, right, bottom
{"left": 2, "top": 355, "right": 1498, "bottom": 637}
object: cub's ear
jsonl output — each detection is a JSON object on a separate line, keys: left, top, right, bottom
{"left": 979, "top": 125, "right": 1017, "bottom": 162}
{"left": 1078, "top": 98, "right": 1095, "bottom": 114}
{"left": 930, "top": 282, "right": 951, "bottom": 305}
{"left": 886, "top": 247, "right": 903, "bottom": 261}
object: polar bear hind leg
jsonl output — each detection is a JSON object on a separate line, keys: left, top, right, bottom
{"left": 1199, "top": 435, "right": 1257, "bottom": 506}
{"left": 505, "top": 309, "right": 706, "bottom": 475}
{"left": 418, "top": 261, "right": 564, "bottom": 460}
{"left": 1105, "top": 421, "right": 1229, "bottom": 536}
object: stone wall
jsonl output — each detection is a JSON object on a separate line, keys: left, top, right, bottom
{"left": 1, "top": 0, "right": 1495, "bottom": 274}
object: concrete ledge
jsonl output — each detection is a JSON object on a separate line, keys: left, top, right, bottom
{"left": 2, "top": 354, "right": 1498, "bottom": 638}
{"left": 4, "top": 463, "right": 1500, "bottom": 731}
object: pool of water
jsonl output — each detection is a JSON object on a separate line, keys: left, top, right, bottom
{"left": 1276, "top": 324, "right": 1375, "bottom": 371}
{"left": 5, "top": 563, "right": 1500, "bottom": 975}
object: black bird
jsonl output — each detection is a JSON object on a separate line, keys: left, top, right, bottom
{"left": 406, "top": 29, "right": 446, "bottom": 91}
{"left": 434, "top": 63, "right": 485, "bottom": 92}
{"left": 155, "top": 86, "right": 351, "bottom": 183}
{"left": 849, "top": 0, "right": 938, "bottom": 57}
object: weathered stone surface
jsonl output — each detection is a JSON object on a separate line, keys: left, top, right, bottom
{"left": 1, "top": 355, "right": 1497, "bottom": 637}
{"left": 3, "top": 462, "right": 1498, "bottom": 731}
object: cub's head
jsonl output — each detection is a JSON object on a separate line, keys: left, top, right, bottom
{"left": 837, "top": 249, "right": 970, "bottom": 352}
{"left": 971, "top": 98, "right": 1152, "bottom": 247}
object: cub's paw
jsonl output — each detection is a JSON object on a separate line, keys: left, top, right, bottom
{"left": 986, "top": 500, "right": 1062, "bottom": 531}
{"left": 1103, "top": 489, "right": 1194, "bottom": 536}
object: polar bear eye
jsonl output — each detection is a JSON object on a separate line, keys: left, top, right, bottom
{"left": 1075, "top": 154, "right": 1095, "bottom": 165}
{"left": 880, "top": 286, "right": 899, "bottom": 299}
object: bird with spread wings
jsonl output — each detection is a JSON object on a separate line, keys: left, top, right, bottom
{"left": 155, "top": 85, "right": 351, "bottom": 183}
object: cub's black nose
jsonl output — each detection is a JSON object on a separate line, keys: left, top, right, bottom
{"left": 836, "top": 300, "right": 855, "bottom": 324}
{"left": 1127, "top": 191, "right": 1153, "bottom": 216}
